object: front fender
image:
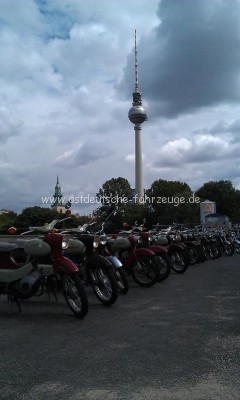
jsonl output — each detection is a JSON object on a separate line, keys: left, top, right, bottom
{"left": 53, "top": 256, "right": 79, "bottom": 273}
{"left": 223, "top": 240, "right": 232, "bottom": 245}
{"left": 148, "top": 245, "right": 168, "bottom": 254}
{"left": 106, "top": 255, "right": 122, "bottom": 268}
{"left": 135, "top": 248, "right": 156, "bottom": 256}
{"left": 184, "top": 241, "right": 199, "bottom": 247}
{"left": 168, "top": 243, "right": 186, "bottom": 253}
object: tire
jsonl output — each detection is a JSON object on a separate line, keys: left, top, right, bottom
{"left": 114, "top": 267, "right": 129, "bottom": 294}
{"left": 224, "top": 243, "right": 234, "bottom": 256}
{"left": 234, "top": 241, "right": 240, "bottom": 254}
{"left": 207, "top": 243, "right": 216, "bottom": 259}
{"left": 62, "top": 273, "right": 89, "bottom": 318}
{"left": 200, "top": 243, "right": 208, "bottom": 260}
{"left": 154, "top": 253, "right": 171, "bottom": 282}
{"left": 215, "top": 242, "right": 223, "bottom": 258}
{"left": 186, "top": 246, "right": 201, "bottom": 265}
{"left": 90, "top": 267, "right": 118, "bottom": 306}
{"left": 131, "top": 255, "right": 159, "bottom": 287}
{"left": 170, "top": 249, "right": 189, "bottom": 274}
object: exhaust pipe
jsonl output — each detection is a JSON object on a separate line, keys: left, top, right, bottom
{"left": 19, "top": 271, "right": 41, "bottom": 294}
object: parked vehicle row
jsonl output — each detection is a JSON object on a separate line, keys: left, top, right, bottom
{"left": 0, "top": 216, "right": 239, "bottom": 318}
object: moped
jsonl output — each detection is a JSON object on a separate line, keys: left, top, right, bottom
{"left": 63, "top": 231, "right": 119, "bottom": 306}
{"left": 61, "top": 212, "right": 129, "bottom": 295}
{"left": 152, "top": 226, "right": 190, "bottom": 274}
{"left": 0, "top": 219, "right": 88, "bottom": 318}
{"left": 118, "top": 222, "right": 172, "bottom": 282}
{"left": 108, "top": 234, "right": 159, "bottom": 287}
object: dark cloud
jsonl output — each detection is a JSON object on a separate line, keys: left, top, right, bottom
{"left": 119, "top": 0, "right": 240, "bottom": 118}
{"left": 192, "top": 119, "right": 240, "bottom": 143}
{"left": 75, "top": 141, "right": 111, "bottom": 166}
{"left": 53, "top": 140, "right": 112, "bottom": 168}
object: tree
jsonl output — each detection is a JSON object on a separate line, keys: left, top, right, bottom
{"left": 96, "top": 177, "right": 132, "bottom": 207}
{"left": 0, "top": 211, "right": 18, "bottom": 234}
{"left": 195, "top": 180, "right": 237, "bottom": 219}
{"left": 122, "top": 204, "right": 151, "bottom": 229}
{"left": 146, "top": 179, "right": 199, "bottom": 225}
{"left": 13, "top": 206, "right": 82, "bottom": 232}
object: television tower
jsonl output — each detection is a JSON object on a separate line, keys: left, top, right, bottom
{"left": 128, "top": 30, "right": 147, "bottom": 204}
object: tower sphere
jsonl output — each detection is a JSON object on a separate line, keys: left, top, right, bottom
{"left": 128, "top": 105, "right": 147, "bottom": 125}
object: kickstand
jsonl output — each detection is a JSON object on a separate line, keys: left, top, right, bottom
{"left": 8, "top": 295, "right": 22, "bottom": 316}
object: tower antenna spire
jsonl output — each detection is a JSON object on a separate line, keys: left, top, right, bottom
{"left": 134, "top": 29, "right": 139, "bottom": 93}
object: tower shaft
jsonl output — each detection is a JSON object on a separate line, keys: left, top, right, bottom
{"left": 135, "top": 124, "right": 144, "bottom": 203}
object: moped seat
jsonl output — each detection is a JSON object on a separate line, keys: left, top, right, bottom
{"left": 0, "top": 242, "right": 18, "bottom": 253}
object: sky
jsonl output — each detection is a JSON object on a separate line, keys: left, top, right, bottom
{"left": 1, "top": 0, "right": 240, "bottom": 216}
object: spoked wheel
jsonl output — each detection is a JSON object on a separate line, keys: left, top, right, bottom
{"left": 207, "top": 243, "right": 216, "bottom": 259}
{"left": 62, "top": 273, "right": 89, "bottom": 318}
{"left": 171, "top": 250, "right": 189, "bottom": 274}
{"left": 114, "top": 267, "right": 129, "bottom": 294}
{"left": 154, "top": 253, "right": 172, "bottom": 282}
{"left": 201, "top": 244, "right": 209, "bottom": 260}
{"left": 187, "top": 246, "right": 201, "bottom": 265}
{"left": 215, "top": 243, "right": 223, "bottom": 258}
{"left": 224, "top": 243, "right": 234, "bottom": 256}
{"left": 234, "top": 241, "right": 240, "bottom": 254}
{"left": 90, "top": 267, "right": 118, "bottom": 306}
{"left": 131, "top": 256, "right": 159, "bottom": 287}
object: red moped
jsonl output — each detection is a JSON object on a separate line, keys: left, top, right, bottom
{"left": 108, "top": 234, "right": 159, "bottom": 287}
{"left": 0, "top": 220, "right": 88, "bottom": 318}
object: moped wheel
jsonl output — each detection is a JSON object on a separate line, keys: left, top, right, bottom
{"left": 186, "top": 246, "right": 201, "bottom": 265}
{"left": 62, "top": 273, "right": 89, "bottom": 318}
{"left": 131, "top": 256, "right": 159, "bottom": 287}
{"left": 154, "top": 253, "right": 171, "bottom": 282}
{"left": 171, "top": 249, "right": 189, "bottom": 274}
{"left": 90, "top": 267, "right": 118, "bottom": 306}
{"left": 207, "top": 243, "right": 216, "bottom": 259}
{"left": 224, "top": 243, "right": 234, "bottom": 256}
{"left": 234, "top": 241, "right": 240, "bottom": 253}
{"left": 114, "top": 267, "right": 129, "bottom": 294}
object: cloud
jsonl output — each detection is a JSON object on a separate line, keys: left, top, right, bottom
{"left": 0, "top": 108, "right": 23, "bottom": 143}
{"left": 118, "top": 0, "right": 240, "bottom": 117}
{"left": 53, "top": 141, "right": 112, "bottom": 168}
{"left": 151, "top": 134, "right": 236, "bottom": 168}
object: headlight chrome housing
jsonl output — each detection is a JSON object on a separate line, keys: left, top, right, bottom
{"left": 100, "top": 235, "right": 108, "bottom": 245}
{"left": 62, "top": 234, "right": 70, "bottom": 249}
{"left": 93, "top": 235, "right": 100, "bottom": 248}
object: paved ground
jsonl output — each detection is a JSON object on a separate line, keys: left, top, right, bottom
{"left": 0, "top": 254, "right": 240, "bottom": 400}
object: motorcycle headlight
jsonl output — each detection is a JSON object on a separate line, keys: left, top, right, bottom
{"left": 100, "top": 235, "right": 108, "bottom": 245}
{"left": 62, "top": 234, "right": 70, "bottom": 249}
{"left": 148, "top": 232, "right": 153, "bottom": 242}
{"left": 93, "top": 235, "right": 100, "bottom": 248}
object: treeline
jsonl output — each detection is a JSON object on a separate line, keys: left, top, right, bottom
{"left": 95, "top": 178, "right": 240, "bottom": 230}
{"left": 0, "top": 207, "right": 88, "bottom": 235}
{"left": 1, "top": 178, "right": 240, "bottom": 234}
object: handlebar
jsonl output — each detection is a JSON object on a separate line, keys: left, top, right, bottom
{"left": 20, "top": 217, "right": 72, "bottom": 235}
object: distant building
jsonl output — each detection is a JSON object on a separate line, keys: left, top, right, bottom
{"left": 205, "top": 213, "right": 230, "bottom": 229}
{"left": 200, "top": 200, "right": 216, "bottom": 224}
{"left": 51, "top": 176, "right": 66, "bottom": 213}
{"left": 0, "top": 209, "right": 14, "bottom": 214}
